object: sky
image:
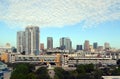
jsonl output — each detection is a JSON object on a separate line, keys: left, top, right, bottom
{"left": 0, "top": 0, "right": 120, "bottom": 49}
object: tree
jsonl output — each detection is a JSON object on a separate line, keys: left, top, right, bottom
{"left": 94, "top": 69, "right": 103, "bottom": 79}
{"left": 27, "top": 73, "right": 36, "bottom": 79}
{"left": 112, "top": 66, "right": 120, "bottom": 75}
{"left": 54, "top": 67, "right": 72, "bottom": 79}
{"left": 54, "top": 67, "right": 64, "bottom": 79}
{"left": 36, "top": 67, "right": 48, "bottom": 74}
{"left": 70, "top": 70, "right": 78, "bottom": 79}
{"left": 84, "top": 64, "right": 94, "bottom": 73}
{"left": 10, "top": 63, "right": 36, "bottom": 79}
{"left": 10, "top": 64, "right": 29, "bottom": 79}
{"left": 35, "top": 67, "right": 50, "bottom": 79}
{"left": 76, "top": 64, "right": 85, "bottom": 73}
{"left": 54, "top": 75, "right": 60, "bottom": 79}
{"left": 102, "top": 67, "right": 111, "bottom": 75}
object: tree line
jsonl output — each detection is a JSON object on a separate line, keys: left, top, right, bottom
{"left": 10, "top": 61, "right": 120, "bottom": 79}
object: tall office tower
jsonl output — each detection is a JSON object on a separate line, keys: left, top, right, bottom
{"left": 17, "top": 31, "right": 25, "bottom": 53}
{"left": 40, "top": 43, "right": 44, "bottom": 50}
{"left": 84, "top": 40, "right": 90, "bottom": 51}
{"left": 104, "top": 42, "right": 110, "bottom": 49}
{"left": 47, "top": 37, "right": 53, "bottom": 49}
{"left": 25, "top": 26, "right": 40, "bottom": 55}
{"left": 76, "top": 45, "right": 82, "bottom": 50}
{"left": 93, "top": 42, "right": 98, "bottom": 49}
{"left": 60, "top": 37, "right": 72, "bottom": 50}
{"left": 60, "top": 38, "right": 66, "bottom": 50}
{"left": 80, "top": 45, "right": 83, "bottom": 50}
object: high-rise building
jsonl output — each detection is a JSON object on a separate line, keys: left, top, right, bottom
{"left": 104, "top": 42, "right": 110, "bottom": 49}
{"left": 93, "top": 42, "right": 98, "bottom": 49}
{"left": 17, "top": 31, "right": 25, "bottom": 53}
{"left": 47, "top": 37, "right": 53, "bottom": 49}
{"left": 17, "top": 26, "right": 40, "bottom": 55}
{"left": 84, "top": 40, "right": 90, "bottom": 51}
{"left": 25, "top": 26, "right": 40, "bottom": 55}
{"left": 60, "top": 38, "right": 66, "bottom": 50}
{"left": 40, "top": 43, "right": 44, "bottom": 50}
{"left": 76, "top": 45, "right": 82, "bottom": 50}
{"left": 60, "top": 37, "right": 72, "bottom": 50}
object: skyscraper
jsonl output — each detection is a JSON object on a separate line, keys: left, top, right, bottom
{"left": 60, "top": 38, "right": 66, "bottom": 50}
{"left": 17, "top": 31, "right": 25, "bottom": 53}
{"left": 104, "top": 42, "right": 110, "bottom": 49}
{"left": 66, "top": 38, "right": 72, "bottom": 50}
{"left": 40, "top": 43, "right": 44, "bottom": 50}
{"left": 76, "top": 45, "right": 82, "bottom": 50}
{"left": 84, "top": 40, "right": 90, "bottom": 51}
{"left": 60, "top": 37, "right": 72, "bottom": 50}
{"left": 25, "top": 26, "right": 40, "bottom": 55}
{"left": 47, "top": 37, "right": 53, "bottom": 49}
{"left": 17, "top": 26, "right": 40, "bottom": 55}
{"left": 93, "top": 42, "right": 98, "bottom": 49}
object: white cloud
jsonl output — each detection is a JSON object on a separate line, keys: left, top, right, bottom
{"left": 0, "top": 0, "right": 120, "bottom": 28}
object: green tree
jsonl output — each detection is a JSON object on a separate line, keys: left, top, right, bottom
{"left": 54, "top": 67, "right": 64, "bottom": 79}
{"left": 54, "top": 67, "right": 72, "bottom": 79}
{"left": 76, "top": 64, "right": 85, "bottom": 73}
{"left": 94, "top": 69, "right": 103, "bottom": 79}
{"left": 10, "top": 63, "right": 29, "bottom": 79}
{"left": 112, "top": 66, "right": 120, "bottom": 75}
{"left": 27, "top": 73, "right": 36, "bottom": 79}
{"left": 84, "top": 64, "right": 94, "bottom": 73}
{"left": 70, "top": 70, "right": 78, "bottom": 79}
{"left": 54, "top": 75, "right": 60, "bottom": 79}
{"left": 35, "top": 67, "right": 50, "bottom": 79}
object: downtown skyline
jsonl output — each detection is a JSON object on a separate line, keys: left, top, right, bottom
{"left": 0, "top": 25, "right": 119, "bottom": 49}
{"left": 0, "top": 0, "right": 120, "bottom": 49}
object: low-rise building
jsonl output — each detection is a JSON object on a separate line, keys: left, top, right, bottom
{"left": 102, "top": 76, "right": 120, "bottom": 79}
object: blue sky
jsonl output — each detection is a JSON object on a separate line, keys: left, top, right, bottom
{"left": 0, "top": 20, "right": 120, "bottom": 49}
{"left": 0, "top": 0, "right": 120, "bottom": 49}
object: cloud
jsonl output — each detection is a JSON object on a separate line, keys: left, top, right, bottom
{"left": 0, "top": 0, "right": 120, "bottom": 28}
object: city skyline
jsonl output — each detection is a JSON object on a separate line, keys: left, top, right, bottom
{"left": 0, "top": 0, "right": 120, "bottom": 49}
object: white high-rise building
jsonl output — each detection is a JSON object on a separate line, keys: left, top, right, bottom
{"left": 104, "top": 42, "right": 110, "bottom": 49}
{"left": 17, "top": 26, "right": 40, "bottom": 55}
{"left": 60, "top": 37, "right": 72, "bottom": 50}
{"left": 25, "top": 26, "right": 40, "bottom": 55}
{"left": 17, "top": 31, "right": 25, "bottom": 53}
